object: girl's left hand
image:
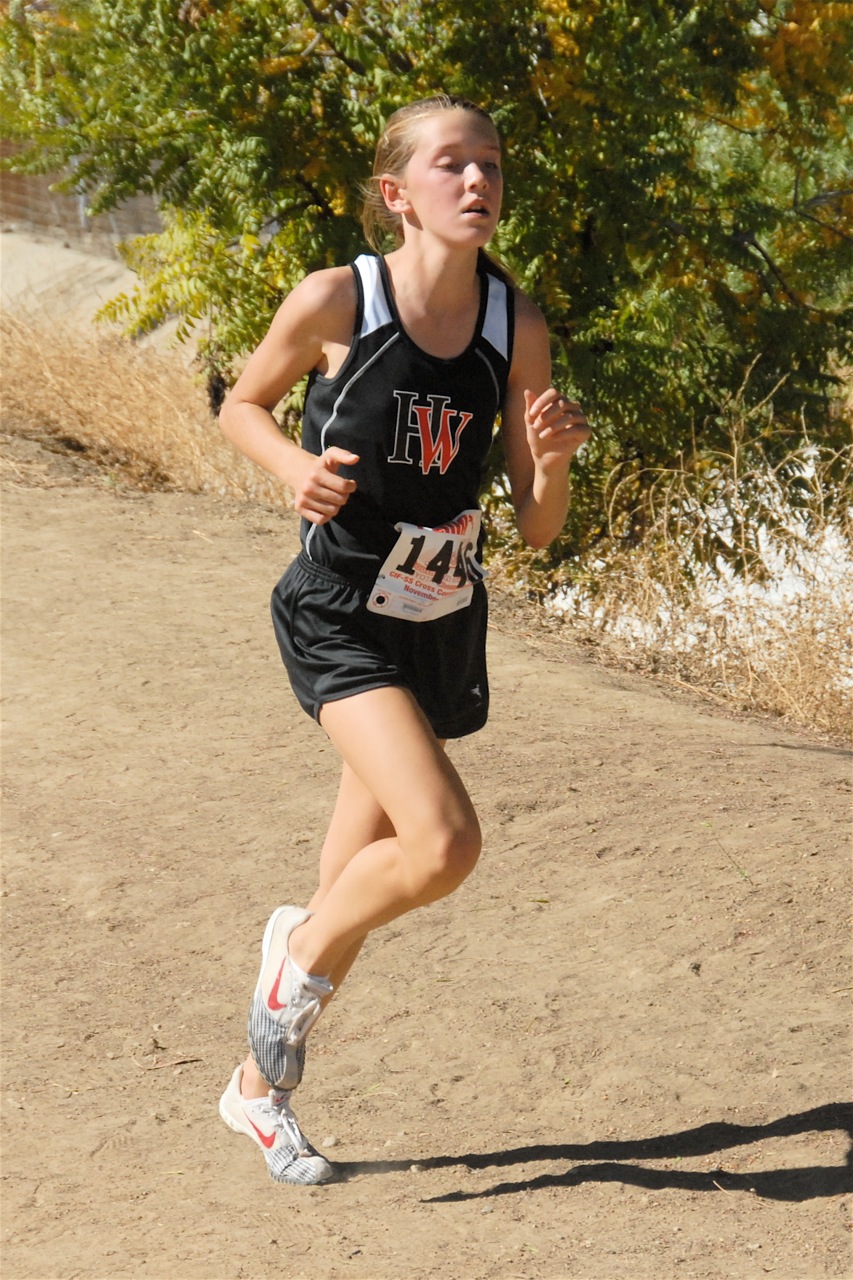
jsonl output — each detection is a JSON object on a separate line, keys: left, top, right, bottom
{"left": 524, "top": 389, "right": 591, "bottom": 469}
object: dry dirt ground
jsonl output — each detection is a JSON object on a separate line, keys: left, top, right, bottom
{"left": 1, "top": 424, "right": 851, "bottom": 1280}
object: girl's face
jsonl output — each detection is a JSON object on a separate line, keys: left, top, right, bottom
{"left": 388, "top": 109, "right": 503, "bottom": 248}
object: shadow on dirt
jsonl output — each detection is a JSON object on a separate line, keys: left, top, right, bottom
{"left": 762, "top": 741, "right": 852, "bottom": 758}
{"left": 336, "top": 1101, "right": 853, "bottom": 1202}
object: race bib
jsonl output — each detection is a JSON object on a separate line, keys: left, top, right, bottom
{"left": 366, "top": 509, "right": 485, "bottom": 622}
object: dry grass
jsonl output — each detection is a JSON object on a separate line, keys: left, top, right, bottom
{"left": 0, "top": 311, "right": 290, "bottom": 505}
{"left": 555, "top": 437, "right": 853, "bottom": 743}
{"left": 559, "top": 543, "right": 852, "bottom": 742}
{"left": 2, "top": 312, "right": 851, "bottom": 742}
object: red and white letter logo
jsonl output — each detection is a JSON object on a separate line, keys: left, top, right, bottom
{"left": 388, "top": 392, "right": 473, "bottom": 475}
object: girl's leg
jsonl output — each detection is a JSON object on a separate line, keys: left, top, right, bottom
{"left": 313, "top": 761, "right": 396, "bottom": 898}
{"left": 288, "top": 685, "right": 481, "bottom": 978}
{"left": 311, "top": 732, "right": 445, "bottom": 993}
{"left": 309, "top": 760, "right": 396, "bottom": 993}
{"left": 242, "top": 687, "right": 475, "bottom": 1100}
{"left": 241, "top": 759, "right": 395, "bottom": 1099}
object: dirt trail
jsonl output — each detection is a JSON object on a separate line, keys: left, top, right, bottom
{"left": 1, "top": 429, "right": 851, "bottom": 1280}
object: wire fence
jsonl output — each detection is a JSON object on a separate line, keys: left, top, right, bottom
{"left": 1, "top": 142, "right": 161, "bottom": 255}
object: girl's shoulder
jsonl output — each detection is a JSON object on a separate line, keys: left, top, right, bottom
{"left": 503, "top": 286, "right": 551, "bottom": 386}
{"left": 269, "top": 264, "right": 359, "bottom": 353}
{"left": 288, "top": 264, "right": 358, "bottom": 321}
{"left": 510, "top": 286, "right": 549, "bottom": 341}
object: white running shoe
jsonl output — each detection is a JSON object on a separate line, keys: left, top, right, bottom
{"left": 219, "top": 1064, "right": 334, "bottom": 1185}
{"left": 247, "top": 905, "right": 333, "bottom": 1089}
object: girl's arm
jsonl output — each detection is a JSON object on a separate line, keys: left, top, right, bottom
{"left": 219, "top": 267, "right": 360, "bottom": 526}
{"left": 501, "top": 293, "right": 591, "bottom": 549}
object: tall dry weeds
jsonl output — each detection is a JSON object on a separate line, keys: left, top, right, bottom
{"left": 0, "top": 311, "right": 290, "bottom": 505}
{"left": 559, "top": 431, "right": 853, "bottom": 742}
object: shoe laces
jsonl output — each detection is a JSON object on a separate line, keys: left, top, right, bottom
{"left": 268, "top": 1090, "right": 312, "bottom": 1157}
{"left": 285, "top": 970, "right": 333, "bottom": 1047}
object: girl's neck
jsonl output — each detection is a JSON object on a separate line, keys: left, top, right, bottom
{"left": 383, "top": 241, "right": 480, "bottom": 315}
{"left": 382, "top": 242, "right": 482, "bottom": 359}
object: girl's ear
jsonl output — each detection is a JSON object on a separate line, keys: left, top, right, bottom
{"left": 379, "top": 173, "right": 410, "bottom": 213}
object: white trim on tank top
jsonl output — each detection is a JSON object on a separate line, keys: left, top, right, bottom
{"left": 355, "top": 255, "right": 393, "bottom": 337}
{"left": 481, "top": 273, "right": 509, "bottom": 360}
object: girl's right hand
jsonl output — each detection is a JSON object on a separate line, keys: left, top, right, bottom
{"left": 293, "top": 447, "right": 360, "bottom": 525}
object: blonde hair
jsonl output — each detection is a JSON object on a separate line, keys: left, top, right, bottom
{"left": 361, "top": 95, "right": 498, "bottom": 251}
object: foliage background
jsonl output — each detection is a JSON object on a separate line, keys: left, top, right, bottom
{"left": 2, "top": 0, "right": 851, "bottom": 580}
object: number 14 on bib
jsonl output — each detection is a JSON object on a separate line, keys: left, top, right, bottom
{"left": 367, "top": 509, "right": 486, "bottom": 622}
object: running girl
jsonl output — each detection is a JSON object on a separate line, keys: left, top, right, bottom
{"left": 218, "top": 94, "right": 590, "bottom": 1184}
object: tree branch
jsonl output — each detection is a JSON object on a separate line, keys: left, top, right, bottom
{"left": 299, "top": 0, "right": 366, "bottom": 74}
{"left": 296, "top": 174, "right": 335, "bottom": 219}
{"left": 736, "top": 230, "right": 816, "bottom": 310}
{"left": 793, "top": 206, "right": 853, "bottom": 244}
{"left": 799, "top": 189, "right": 853, "bottom": 209}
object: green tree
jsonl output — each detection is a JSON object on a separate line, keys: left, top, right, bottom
{"left": 2, "top": 0, "right": 851, "bottom": 575}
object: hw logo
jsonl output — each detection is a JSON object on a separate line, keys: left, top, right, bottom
{"left": 388, "top": 391, "right": 473, "bottom": 476}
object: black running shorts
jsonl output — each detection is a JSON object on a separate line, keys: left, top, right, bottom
{"left": 270, "top": 552, "right": 489, "bottom": 739}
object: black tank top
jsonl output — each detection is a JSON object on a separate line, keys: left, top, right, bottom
{"left": 299, "top": 253, "right": 514, "bottom": 583}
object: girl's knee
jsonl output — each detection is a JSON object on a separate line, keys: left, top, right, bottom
{"left": 410, "top": 814, "right": 481, "bottom": 898}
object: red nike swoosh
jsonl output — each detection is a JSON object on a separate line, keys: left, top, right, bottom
{"left": 246, "top": 1115, "right": 276, "bottom": 1149}
{"left": 267, "top": 958, "right": 288, "bottom": 1012}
